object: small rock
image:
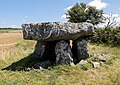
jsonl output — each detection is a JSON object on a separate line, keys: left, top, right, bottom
{"left": 98, "top": 54, "right": 109, "bottom": 61}
{"left": 89, "top": 53, "right": 100, "bottom": 57}
{"left": 100, "top": 61, "right": 104, "bottom": 66}
{"left": 92, "top": 62, "right": 100, "bottom": 68}
{"left": 78, "top": 60, "right": 88, "bottom": 66}
{"left": 34, "top": 60, "right": 51, "bottom": 69}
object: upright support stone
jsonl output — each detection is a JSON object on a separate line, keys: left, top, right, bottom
{"left": 55, "top": 40, "right": 74, "bottom": 65}
{"left": 34, "top": 41, "right": 46, "bottom": 58}
{"left": 72, "top": 39, "right": 89, "bottom": 64}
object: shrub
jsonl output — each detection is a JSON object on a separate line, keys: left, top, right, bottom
{"left": 90, "top": 26, "right": 120, "bottom": 46}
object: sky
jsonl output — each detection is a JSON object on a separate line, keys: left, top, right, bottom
{"left": 0, "top": 0, "right": 120, "bottom": 28}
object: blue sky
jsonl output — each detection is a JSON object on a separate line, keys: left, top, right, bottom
{"left": 0, "top": 0, "right": 120, "bottom": 28}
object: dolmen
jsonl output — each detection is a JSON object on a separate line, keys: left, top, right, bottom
{"left": 22, "top": 22, "right": 94, "bottom": 68}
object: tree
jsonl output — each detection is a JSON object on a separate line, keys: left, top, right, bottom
{"left": 66, "top": 3, "right": 104, "bottom": 25}
{"left": 104, "top": 13, "right": 117, "bottom": 29}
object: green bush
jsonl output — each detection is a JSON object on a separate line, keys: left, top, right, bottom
{"left": 90, "top": 26, "right": 120, "bottom": 46}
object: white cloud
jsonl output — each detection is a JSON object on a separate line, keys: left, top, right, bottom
{"left": 103, "top": 13, "right": 119, "bottom": 18}
{"left": 115, "top": 15, "right": 120, "bottom": 25}
{"left": 60, "top": 14, "right": 69, "bottom": 22}
{"left": 88, "top": 0, "right": 108, "bottom": 10}
{"left": 104, "top": 13, "right": 120, "bottom": 23}
{"left": 61, "top": 14, "right": 70, "bottom": 19}
{"left": 64, "top": 6, "right": 73, "bottom": 10}
{"left": 61, "top": 15, "right": 67, "bottom": 19}
{"left": 98, "top": 13, "right": 120, "bottom": 27}
{"left": 61, "top": 5, "right": 73, "bottom": 20}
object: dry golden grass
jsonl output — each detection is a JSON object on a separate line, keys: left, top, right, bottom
{"left": 0, "top": 33, "right": 22, "bottom": 44}
{"left": 0, "top": 32, "right": 23, "bottom": 59}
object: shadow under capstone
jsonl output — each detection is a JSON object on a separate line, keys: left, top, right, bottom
{"left": 1, "top": 53, "right": 52, "bottom": 71}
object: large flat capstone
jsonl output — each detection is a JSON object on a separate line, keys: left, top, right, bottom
{"left": 22, "top": 22, "right": 94, "bottom": 41}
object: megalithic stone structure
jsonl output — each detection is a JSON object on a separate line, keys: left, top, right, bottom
{"left": 22, "top": 22, "right": 94, "bottom": 67}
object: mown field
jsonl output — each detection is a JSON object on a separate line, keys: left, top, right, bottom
{"left": 0, "top": 30, "right": 120, "bottom": 85}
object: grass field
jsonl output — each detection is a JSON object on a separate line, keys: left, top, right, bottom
{"left": 0, "top": 29, "right": 22, "bottom": 44}
{"left": 0, "top": 30, "right": 23, "bottom": 63}
{"left": 0, "top": 33, "right": 22, "bottom": 44}
{"left": 0, "top": 29, "right": 22, "bottom": 33}
{"left": 0, "top": 30, "right": 120, "bottom": 85}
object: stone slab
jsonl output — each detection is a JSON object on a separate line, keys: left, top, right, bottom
{"left": 22, "top": 22, "right": 94, "bottom": 41}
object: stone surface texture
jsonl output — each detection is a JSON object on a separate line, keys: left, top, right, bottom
{"left": 72, "top": 39, "right": 89, "bottom": 64}
{"left": 98, "top": 54, "right": 109, "bottom": 61}
{"left": 77, "top": 39, "right": 89, "bottom": 60}
{"left": 55, "top": 40, "right": 74, "bottom": 65}
{"left": 22, "top": 22, "right": 94, "bottom": 41}
{"left": 78, "top": 60, "right": 88, "bottom": 66}
{"left": 92, "top": 62, "right": 100, "bottom": 68}
{"left": 34, "top": 41, "right": 46, "bottom": 58}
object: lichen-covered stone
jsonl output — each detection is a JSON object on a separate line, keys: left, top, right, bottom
{"left": 72, "top": 39, "right": 89, "bottom": 64}
{"left": 34, "top": 41, "right": 46, "bottom": 58}
{"left": 22, "top": 22, "right": 94, "bottom": 41}
{"left": 55, "top": 40, "right": 74, "bottom": 65}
